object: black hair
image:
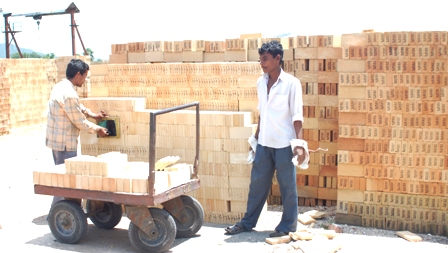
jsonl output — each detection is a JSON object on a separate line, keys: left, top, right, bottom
{"left": 66, "top": 59, "right": 89, "bottom": 79}
{"left": 258, "top": 40, "right": 283, "bottom": 64}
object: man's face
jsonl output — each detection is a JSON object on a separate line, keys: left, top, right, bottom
{"left": 259, "top": 52, "right": 280, "bottom": 73}
{"left": 73, "top": 71, "right": 89, "bottom": 87}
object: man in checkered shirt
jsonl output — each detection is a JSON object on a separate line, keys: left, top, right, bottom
{"left": 46, "top": 59, "right": 109, "bottom": 207}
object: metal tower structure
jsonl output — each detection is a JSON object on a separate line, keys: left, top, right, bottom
{"left": 2, "top": 2, "right": 87, "bottom": 58}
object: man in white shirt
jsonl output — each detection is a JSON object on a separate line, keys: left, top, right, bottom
{"left": 225, "top": 40, "right": 305, "bottom": 237}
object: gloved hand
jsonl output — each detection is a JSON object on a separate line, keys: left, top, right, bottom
{"left": 290, "top": 139, "right": 309, "bottom": 169}
{"left": 247, "top": 135, "right": 258, "bottom": 164}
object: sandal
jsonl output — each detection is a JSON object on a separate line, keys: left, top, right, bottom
{"left": 269, "top": 230, "right": 289, "bottom": 237}
{"left": 224, "top": 223, "right": 248, "bottom": 235}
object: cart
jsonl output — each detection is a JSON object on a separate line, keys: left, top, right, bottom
{"left": 34, "top": 102, "right": 204, "bottom": 253}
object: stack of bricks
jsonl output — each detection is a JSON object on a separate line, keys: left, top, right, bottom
{"left": 204, "top": 41, "right": 226, "bottom": 62}
{"left": 45, "top": 58, "right": 58, "bottom": 87}
{"left": 112, "top": 35, "right": 300, "bottom": 64}
{"left": 119, "top": 40, "right": 223, "bottom": 64}
{"left": 0, "top": 60, "right": 11, "bottom": 135}
{"left": 224, "top": 38, "right": 248, "bottom": 62}
{"left": 88, "top": 62, "right": 261, "bottom": 119}
{"left": 336, "top": 31, "right": 448, "bottom": 236}
{"left": 0, "top": 58, "right": 57, "bottom": 130}
{"left": 110, "top": 44, "right": 128, "bottom": 64}
{"left": 181, "top": 40, "right": 205, "bottom": 63}
{"left": 33, "top": 151, "right": 193, "bottom": 194}
{"left": 78, "top": 96, "right": 256, "bottom": 224}
{"left": 247, "top": 37, "right": 292, "bottom": 63}
{"left": 269, "top": 35, "right": 341, "bottom": 206}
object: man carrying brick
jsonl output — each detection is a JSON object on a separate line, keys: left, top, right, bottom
{"left": 46, "top": 59, "right": 109, "bottom": 208}
{"left": 225, "top": 41, "right": 305, "bottom": 237}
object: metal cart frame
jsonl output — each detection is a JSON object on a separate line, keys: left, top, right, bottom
{"left": 34, "top": 102, "right": 203, "bottom": 252}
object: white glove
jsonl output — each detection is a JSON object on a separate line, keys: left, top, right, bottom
{"left": 247, "top": 150, "right": 255, "bottom": 164}
{"left": 247, "top": 135, "right": 258, "bottom": 164}
{"left": 290, "top": 139, "right": 310, "bottom": 169}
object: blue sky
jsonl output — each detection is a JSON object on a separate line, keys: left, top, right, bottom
{"left": 2, "top": 0, "right": 448, "bottom": 60}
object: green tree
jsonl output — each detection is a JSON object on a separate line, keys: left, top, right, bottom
{"left": 43, "top": 53, "right": 55, "bottom": 59}
{"left": 11, "top": 51, "right": 55, "bottom": 59}
{"left": 86, "top": 48, "right": 94, "bottom": 61}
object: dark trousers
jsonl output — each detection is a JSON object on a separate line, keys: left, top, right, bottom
{"left": 239, "top": 144, "right": 298, "bottom": 232}
{"left": 51, "top": 149, "right": 77, "bottom": 206}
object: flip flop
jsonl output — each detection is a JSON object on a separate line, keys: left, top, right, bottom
{"left": 224, "top": 223, "right": 248, "bottom": 235}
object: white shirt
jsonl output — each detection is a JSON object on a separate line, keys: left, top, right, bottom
{"left": 257, "top": 69, "right": 304, "bottom": 149}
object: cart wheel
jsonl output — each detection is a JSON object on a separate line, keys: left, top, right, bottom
{"left": 48, "top": 200, "right": 87, "bottom": 244}
{"left": 86, "top": 200, "right": 123, "bottom": 229}
{"left": 128, "top": 207, "right": 176, "bottom": 253}
{"left": 170, "top": 195, "right": 204, "bottom": 238}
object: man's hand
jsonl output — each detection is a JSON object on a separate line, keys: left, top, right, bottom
{"left": 91, "top": 110, "right": 108, "bottom": 121}
{"left": 248, "top": 135, "right": 258, "bottom": 152}
{"left": 97, "top": 127, "right": 109, "bottom": 137}
{"left": 293, "top": 146, "right": 306, "bottom": 165}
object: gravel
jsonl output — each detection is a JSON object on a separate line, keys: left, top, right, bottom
{"left": 268, "top": 204, "right": 448, "bottom": 250}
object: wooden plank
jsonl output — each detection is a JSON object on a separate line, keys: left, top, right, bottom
{"left": 265, "top": 235, "right": 291, "bottom": 245}
{"left": 289, "top": 231, "right": 313, "bottom": 241}
{"left": 298, "top": 214, "right": 316, "bottom": 225}
{"left": 396, "top": 231, "right": 422, "bottom": 242}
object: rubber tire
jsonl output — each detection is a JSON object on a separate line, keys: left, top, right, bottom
{"left": 86, "top": 200, "right": 122, "bottom": 229}
{"left": 48, "top": 200, "right": 88, "bottom": 244}
{"left": 128, "top": 208, "right": 176, "bottom": 253}
{"left": 168, "top": 195, "right": 204, "bottom": 238}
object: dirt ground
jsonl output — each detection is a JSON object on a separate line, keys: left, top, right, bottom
{"left": 0, "top": 125, "right": 447, "bottom": 253}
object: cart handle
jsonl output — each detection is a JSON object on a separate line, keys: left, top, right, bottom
{"left": 148, "top": 102, "right": 200, "bottom": 194}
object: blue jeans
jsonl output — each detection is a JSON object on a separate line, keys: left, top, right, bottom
{"left": 51, "top": 149, "right": 77, "bottom": 206}
{"left": 238, "top": 144, "right": 298, "bottom": 232}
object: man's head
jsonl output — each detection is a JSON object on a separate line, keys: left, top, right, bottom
{"left": 66, "top": 59, "right": 90, "bottom": 87}
{"left": 258, "top": 40, "right": 283, "bottom": 73}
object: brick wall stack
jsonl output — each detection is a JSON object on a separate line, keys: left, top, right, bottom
{"left": 336, "top": 31, "right": 448, "bottom": 236}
